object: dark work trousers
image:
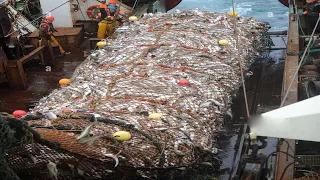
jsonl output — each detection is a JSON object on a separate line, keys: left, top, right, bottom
{"left": 100, "top": 8, "right": 107, "bottom": 21}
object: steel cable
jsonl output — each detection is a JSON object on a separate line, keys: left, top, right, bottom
{"left": 231, "top": 0, "right": 250, "bottom": 119}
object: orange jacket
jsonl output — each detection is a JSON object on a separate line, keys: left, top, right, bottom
{"left": 108, "top": 0, "right": 117, "bottom": 5}
{"left": 100, "top": 3, "right": 107, "bottom": 8}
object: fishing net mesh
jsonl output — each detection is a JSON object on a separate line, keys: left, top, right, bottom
{"left": 294, "top": 172, "right": 320, "bottom": 180}
{"left": 3, "top": 10, "right": 271, "bottom": 179}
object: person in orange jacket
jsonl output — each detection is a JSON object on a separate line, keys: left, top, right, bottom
{"left": 39, "top": 16, "right": 67, "bottom": 55}
{"left": 108, "top": 0, "right": 118, "bottom": 5}
{"left": 99, "top": 0, "right": 108, "bottom": 21}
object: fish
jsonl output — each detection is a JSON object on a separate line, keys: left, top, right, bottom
{"left": 200, "top": 162, "right": 213, "bottom": 167}
{"left": 103, "top": 153, "right": 119, "bottom": 168}
{"left": 47, "top": 161, "right": 58, "bottom": 180}
{"left": 177, "top": 167, "right": 186, "bottom": 170}
{"left": 29, "top": 154, "right": 37, "bottom": 164}
{"left": 78, "top": 134, "right": 103, "bottom": 145}
{"left": 77, "top": 120, "right": 98, "bottom": 140}
{"left": 206, "top": 99, "right": 224, "bottom": 107}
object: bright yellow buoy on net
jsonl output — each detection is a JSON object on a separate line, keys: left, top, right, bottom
{"left": 149, "top": 113, "right": 163, "bottom": 120}
{"left": 228, "top": 11, "right": 238, "bottom": 17}
{"left": 218, "top": 40, "right": 229, "bottom": 46}
{"left": 59, "top": 78, "right": 71, "bottom": 86}
{"left": 113, "top": 131, "right": 131, "bottom": 141}
{"left": 96, "top": 39, "right": 108, "bottom": 48}
{"left": 129, "top": 16, "right": 138, "bottom": 22}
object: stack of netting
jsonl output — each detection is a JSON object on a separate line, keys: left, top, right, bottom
{"left": 14, "top": 10, "right": 269, "bottom": 178}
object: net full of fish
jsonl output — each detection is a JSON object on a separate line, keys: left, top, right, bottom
{"left": 30, "top": 10, "right": 269, "bottom": 168}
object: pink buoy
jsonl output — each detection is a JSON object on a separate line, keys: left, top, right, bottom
{"left": 12, "top": 110, "right": 27, "bottom": 118}
{"left": 177, "top": 79, "right": 190, "bottom": 86}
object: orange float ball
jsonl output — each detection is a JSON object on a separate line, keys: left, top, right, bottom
{"left": 13, "top": 110, "right": 27, "bottom": 118}
{"left": 59, "top": 78, "right": 71, "bottom": 86}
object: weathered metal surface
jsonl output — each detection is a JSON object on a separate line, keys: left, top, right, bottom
{"left": 0, "top": 47, "right": 8, "bottom": 83}
{"left": 276, "top": 13, "right": 299, "bottom": 180}
{"left": 18, "top": 46, "right": 45, "bottom": 64}
{"left": 28, "top": 27, "right": 83, "bottom": 52}
{"left": 3, "top": 60, "right": 26, "bottom": 89}
{"left": 0, "top": 51, "right": 84, "bottom": 112}
{"left": 3, "top": 46, "right": 47, "bottom": 90}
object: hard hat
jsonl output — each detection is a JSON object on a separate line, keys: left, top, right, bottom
{"left": 108, "top": 5, "right": 116, "bottom": 10}
{"left": 108, "top": 0, "right": 117, "bottom": 4}
{"left": 46, "top": 16, "right": 55, "bottom": 21}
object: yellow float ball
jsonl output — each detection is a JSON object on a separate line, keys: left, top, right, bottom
{"left": 59, "top": 78, "right": 71, "bottom": 86}
{"left": 113, "top": 131, "right": 131, "bottom": 141}
{"left": 96, "top": 40, "right": 108, "bottom": 48}
{"left": 149, "top": 113, "right": 163, "bottom": 120}
{"left": 228, "top": 11, "right": 238, "bottom": 17}
{"left": 129, "top": 16, "right": 138, "bottom": 22}
{"left": 218, "top": 40, "right": 229, "bottom": 46}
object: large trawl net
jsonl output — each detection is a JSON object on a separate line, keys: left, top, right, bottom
{"left": 24, "top": 10, "right": 269, "bottom": 174}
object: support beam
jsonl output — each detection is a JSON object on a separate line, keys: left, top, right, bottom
{"left": 275, "top": 13, "right": 299, "bottom": 180}
{"left": 268, "top": 30, "right": 288, "bottom": 35}
{"left": 4, "top": 45, "right": 48, "bottom": 89}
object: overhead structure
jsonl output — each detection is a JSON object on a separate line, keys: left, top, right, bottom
{"left": 250, "top": 95, "right": 320, "bottom": 142}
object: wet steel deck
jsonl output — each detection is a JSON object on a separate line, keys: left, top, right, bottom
{"left": 0, "top": 50, "right": 85, "bottom": 113}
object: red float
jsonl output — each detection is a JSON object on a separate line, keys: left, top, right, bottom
{"left": 13, "top": 110, "right": 27, "bottom": 118}
{"left": 177, "top": 79, "right": 190, "bottom": 86}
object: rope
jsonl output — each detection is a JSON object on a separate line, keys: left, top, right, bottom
{"left": 132, "top": 0, "right": 139, "bottom": 11}
{"left": 231, "top": 0, "right": 250, "bottom": 118}
{"left": 280, "top": 15, "right": 320, "bottom": 107}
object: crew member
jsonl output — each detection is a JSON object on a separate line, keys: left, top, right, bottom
{"left": 303, "top": 0, "right": 320, "bottom": 15}
{"left": 99, "top": 0, "right": 108, "bottom": 21}
{"left": 107, "top": 4, "right": 126, "bottom": 21}
{"left": 299, "top": 0, "right": 320, "bottom": 33}
{"left": 108, "top": 0, "right": 118, "bottom": 6}
{"left": 39, "top": 16, "right": 66, "bottom": 55}
{"left": 97, "top": 0, "right": 126, "bottom": 38}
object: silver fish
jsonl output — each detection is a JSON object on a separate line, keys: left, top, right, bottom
{"left": 29, "top": 154, "right": 37, "bottom": 164}
{"left": 206, "top": 99, "right": 224, "bottom": 107}
{"left": 78, "top": 134, "right": 103, "bottom": 145}
{"left": 47, "top": 161, "right": 58, "bottom": 180}
{"left": 200, "top": 162, "right": 213, "bottom": 167}
{"left": 103, "top": 153, "right": 119, "bottom": 168}
{"left": 77, "top": 121, "right": 98, "bottom": 140}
